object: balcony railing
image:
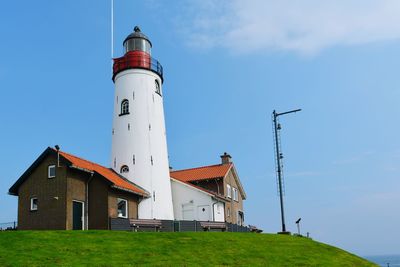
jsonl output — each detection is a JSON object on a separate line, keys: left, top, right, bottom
{"left": 113, "top": 53, "right": 163, "bottom": 82}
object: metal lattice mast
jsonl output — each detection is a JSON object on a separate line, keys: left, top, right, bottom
{"left": 272, "top": 109, "right": 301, "bottom": 234}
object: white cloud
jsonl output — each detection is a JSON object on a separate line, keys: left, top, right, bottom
{"left": 177, "top": 0, "right": 400, "bottom": 55}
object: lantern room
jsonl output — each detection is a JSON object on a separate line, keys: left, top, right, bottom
{"left": 123, "top": 26, "right": 152, "bottom": 55}
{"left": 112, "top": 26, "right": 163, "bottom": 82}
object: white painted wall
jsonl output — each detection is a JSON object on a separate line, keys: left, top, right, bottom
{"left": 111, "top": 68, "right": 174, "bottom": 220}
{"left": 171, "top": 178, "right": 225, "bottom": 222}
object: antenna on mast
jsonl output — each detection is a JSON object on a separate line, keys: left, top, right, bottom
{"left": 111, "top": 0, "right": 114, "bottom": 68}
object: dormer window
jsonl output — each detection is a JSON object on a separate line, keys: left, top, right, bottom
{"left": 120, "top": 165, "right": 129, "bottom": 174}
{"left": 120, "top": 99, "right": 129, "bottom": 116}
{"left": 155, "top": 80, "right": 161, "bottom": 95}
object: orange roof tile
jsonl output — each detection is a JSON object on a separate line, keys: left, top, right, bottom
{"left": 170, "top": 163, "right": 232, "bottom": 182}
{"left": 58, "top": 150, "right": 148, "bottom": 196}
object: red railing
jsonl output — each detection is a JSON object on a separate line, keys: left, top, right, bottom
{"left": 112, "top": 51, "right": 163, "bottom": 81}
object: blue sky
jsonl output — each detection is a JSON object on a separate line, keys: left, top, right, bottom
{"left": 1, "top": 0, "right": 399, "bottom": 256}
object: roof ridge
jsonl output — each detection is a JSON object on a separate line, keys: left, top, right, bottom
{"left": 171, "top": 162, "right": 231, "bottom": 173}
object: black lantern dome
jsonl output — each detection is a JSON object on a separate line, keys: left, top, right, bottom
{"left": 123, "top": 26, "right": 152, "bottom": 55}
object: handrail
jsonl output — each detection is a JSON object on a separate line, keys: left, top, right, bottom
{"left": 113, "top": 55, "right": 163, "bottom": 82}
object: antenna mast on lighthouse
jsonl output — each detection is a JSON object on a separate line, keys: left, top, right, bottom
{"left": 111, "top": 0, "right": 114, "bottom": 66}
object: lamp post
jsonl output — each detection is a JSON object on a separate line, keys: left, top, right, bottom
{"left": 295, "top": 218, "right": 301, "bottom": 235}
{"left": 272, "top": 109, "right": 301, "bottom": 234}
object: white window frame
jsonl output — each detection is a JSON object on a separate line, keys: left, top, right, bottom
{"left": 155, "top": 80, "right": 161, "bottom": 95}
{"left": 120, "top": 99, "right": 129, "bottom": 115}
{"left": 226, "top": 184, "right": 232, "bottom": 198}
{"left": 233, "top": 187, "right": 238, "bottom": 201}
{"left": 48, "top": 165, "right": 56, "bottom": 178}
{"left": 117, "top": 198, "right": 128, "bottom": 218}
{"left": 30, "top": 197, "right": 38, "bottom": 211}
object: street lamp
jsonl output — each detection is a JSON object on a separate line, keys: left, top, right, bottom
{"left": 272, "top": 108, "right": 301, "bottom": 234}
{"left": 295, "top": 218, "right": 301, "bottom": 235}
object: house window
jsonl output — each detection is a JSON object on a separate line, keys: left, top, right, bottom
{"left": 233, "top": 188, "right": 239, "bottom": 201}
{"left": 120, "top": 99, "right": 129, "bottom": 115}
{"left": 227, "top": 207, "right": 230, "bottom": 217}
{"left": 226, "top": 184, "right": 232, "bottom": 198}
{"left": 48, "top": 165, "right": 56, "bottom": 178}
{"left": 155, "top": 80, "right": 161, "bottom": 95}
{"left": 30, "top": 197, "right": 38, "bottom": 211}
{"left": 117, "top": 198, "right": 128, "bottom": 218}
{"left": 120, "top": 165, "right": 129, "bottom": 174}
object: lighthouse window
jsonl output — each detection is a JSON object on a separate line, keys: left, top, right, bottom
{"left": 120, "top": 99, "right": 129, "bottom": 116}
{"left": 120, "top": 165, "right": 129, "bottom": 174}
{"left": 155, "top": 80, "right": 161, "bottom": 95}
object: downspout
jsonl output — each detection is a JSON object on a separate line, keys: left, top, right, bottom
{"left": 86, "top": 172, "right": 94, "bottom": 230}
{"left": 212, "top": 201, "right": 217, "bottom": 222}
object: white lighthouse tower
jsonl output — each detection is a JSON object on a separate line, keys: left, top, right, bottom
{"left": 111, "top": 26, "right": 174, "bottom": 220}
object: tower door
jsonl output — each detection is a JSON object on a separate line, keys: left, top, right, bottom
{"left": 73, "top": 201, "right": 84, "bottom": 230}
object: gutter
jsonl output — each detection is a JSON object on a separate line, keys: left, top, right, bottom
{"left": 69, "top": 165, "right": 94, "bottom": 174}
{"left": 111, "top": 185, "right": 150, "bottom": 198}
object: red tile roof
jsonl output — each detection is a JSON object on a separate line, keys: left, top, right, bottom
{"left": 58, "top": 150, "right": 148, "bottom": 196}
{"left": 170, "top": 163, "right": 232, "bottom": 182}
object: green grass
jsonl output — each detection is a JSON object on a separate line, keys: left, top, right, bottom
{"left": 0, "top": 231, "right": 376, "bottom": 266}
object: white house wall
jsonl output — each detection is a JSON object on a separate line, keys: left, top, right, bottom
{"left": 171, "top": 178, "right": 224, "bottom": 222}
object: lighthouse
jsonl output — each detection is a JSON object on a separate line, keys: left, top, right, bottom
{"left": 111, "top": 26, "right": 174, "bottom": 220}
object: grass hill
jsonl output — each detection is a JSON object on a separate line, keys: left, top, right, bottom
{"left": 0, "top": 231, "right": 375, "bottom": 266}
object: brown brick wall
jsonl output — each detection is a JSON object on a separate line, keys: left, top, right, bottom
{"left": 17, "top": 154, "right": 67, "bottom": 230}
{"left": 223, "top": 169, "right": 244, "bottom": 225}
{"left": 65, "top": 169, "right": 87, "bottom": 230}
{"left": 16, "top": 152, "right": 141, "bottom": 230}
{"left": 108, "top": 189, "right": 139, "bottom": 220}
{"left": 88, "top": 176, "right": 109, "bottom": 230}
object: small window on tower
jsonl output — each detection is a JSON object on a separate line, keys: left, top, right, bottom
{"left": 155, "top": 80, "right": 161, "bottom": 95}
{"left": 120, "top": 165, "right": 129, "bottom": 174}
{"left": 120, "top": 99, "right": 129, "bottom": 116}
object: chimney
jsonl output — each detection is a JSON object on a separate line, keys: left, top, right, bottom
{"left": 220, "top": 152, "right": 231, "bottom": 164}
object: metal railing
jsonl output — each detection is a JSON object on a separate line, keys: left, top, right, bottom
{"left": 110, "top": 218, "right": 251, "bottom": 232}
{"left": 113, "top": 55, "right": 163, "bottom": 81}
